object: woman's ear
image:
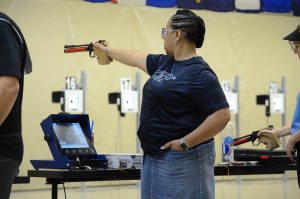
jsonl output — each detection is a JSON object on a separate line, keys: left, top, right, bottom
{"left": 175, "top": 30, "right": 182, "bottom": 42}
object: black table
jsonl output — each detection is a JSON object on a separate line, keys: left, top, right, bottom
{"left": 28, "top": 164, "right": 297, "bottom": 199}
{"left": 28, "top": 169, "right": 140, "bottom": 199}
{"left": 214, "top": 164, "right": 297, "bottom": 176}
{"left": 13, "top": 176, "right": 30, "bottom": 184}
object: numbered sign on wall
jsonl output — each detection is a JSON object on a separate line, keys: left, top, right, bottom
{"left": 64, "top": 76, "right": 83, "bottom": 113}
{"left": 120, "top": 77, "right": 138, "bottom": 113}
{"left": 65, "top": 76, "right": 77, "bottom": 90}
{"left": 269, "top": 81, "right": 279, "bottom": 94}
{"left": 221, "top": 80, "right": 238, "bottom": 113}
{"left": 221, "top": 80, "right": 232, "bottom": 93}
{"left": 120, "top": 77, "right": 132, "bottom": 92}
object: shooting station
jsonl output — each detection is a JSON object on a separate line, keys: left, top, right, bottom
{"left": 2, "top": 0, "right": 300, "bottom": 199}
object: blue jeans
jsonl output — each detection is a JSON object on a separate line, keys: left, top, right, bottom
{"left": 141, "top": 141, "right": 215, "bottom": 199}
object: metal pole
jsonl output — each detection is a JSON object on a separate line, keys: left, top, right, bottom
{"left": 135, "top": 72, "right": 142, "bottom": 199}
{"left": 135, "top": 72, "right": 142, "bottom": 154}
{"left": 281, "top": 76, "right": 287, "bottom": 145}
{"left": 80, "top": 71, "right": 87, "bottom": 114}
{"left": 52, "top": 184, "right": 58, "bottom": 199}
{"left": 235, "top": 75, "right": 240, "bottom": 139}
{"left": 281, "top": 76, "right": 288, "bottom": 199}
{"left": 80, "top": 71, "right": 87, "bottom": 199}
{"left": 234, "top": 75, "right": 241, "bottom": 199}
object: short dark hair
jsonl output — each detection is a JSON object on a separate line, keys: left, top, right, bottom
{"left": 170, "top": 10, "right": 205, "bottom": 48}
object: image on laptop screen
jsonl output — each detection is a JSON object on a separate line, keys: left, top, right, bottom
{"left": 53, "top": 123, "right": 89, "bottom": 149}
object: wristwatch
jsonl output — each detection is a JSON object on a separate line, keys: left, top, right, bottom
{"left": 179, "top": 137, "right": 190, "bottom": 151}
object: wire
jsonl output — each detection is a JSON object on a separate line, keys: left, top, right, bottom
{"left": 119, "top": 169, "right": 129, "bottom": 174}
{"left": 218, "top": 164, "right": 230, "bottom": 182}
{"left": 224, "top": 165, "right": 230, "bottom": 182}
{"left": 63, "top": 183, "right": 67, "bottom": 199}
{"left": 116, "top": 113, "right": 122, "bottom": 152}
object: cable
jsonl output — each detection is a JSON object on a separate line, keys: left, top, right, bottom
{"left": 218, "top": 164, "right": 230, "bottom": 183}
{"left": 115, "top": 114, "right": 122, "bottom": 152}
{"left": 224, "top": 165, "right": 230, "bottom": 182}
{"left": 119, "top": 169, "right": 129, "bottom": 174}
{"left": 63, "top": 183, "right": 67, "bottom": 199}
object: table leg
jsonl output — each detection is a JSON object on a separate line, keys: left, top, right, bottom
{"left": 52, "top": 184, "right": 58, "bottom": 199}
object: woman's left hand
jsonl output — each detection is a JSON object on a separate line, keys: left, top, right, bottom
{"left": 160, "top": 139, "right": 183, "bottom": 151}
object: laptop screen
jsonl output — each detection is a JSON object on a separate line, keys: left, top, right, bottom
{"left": 53, "top": 123, "right": 89, "bottom": 149}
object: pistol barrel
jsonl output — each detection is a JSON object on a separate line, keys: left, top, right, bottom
{"left": 64, "top": 47, "right": 90, "bottom": 53}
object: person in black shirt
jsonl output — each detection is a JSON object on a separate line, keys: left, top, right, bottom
{"left": 94, "top": 10, "right": 230, "bottom": 199}
{"left": 0, "top": 12, "right": 32, "bottom": 199}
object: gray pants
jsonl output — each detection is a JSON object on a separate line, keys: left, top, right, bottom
{"left": 0, "top": 158, "right": 21, "bottom": 199}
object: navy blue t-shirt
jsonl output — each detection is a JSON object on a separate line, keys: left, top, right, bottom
{"left": 0, "top": 14, "right": 25, "bottom": 161}
{"left": 137, "top": 54, "right": 229, "bottom": 154}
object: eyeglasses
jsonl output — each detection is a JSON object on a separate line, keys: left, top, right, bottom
{"left": 161, "top": 28, "right": 187, "bottom": 39}
{"left": 289, "top": 41, "right": 300, "bottom": 51}
{"left": 161, "top": 28, "right": 177, "bottom": 39}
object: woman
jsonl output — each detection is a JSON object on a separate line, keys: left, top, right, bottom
{"left": 94, "top": 9, "right": 230, "bottom": 199}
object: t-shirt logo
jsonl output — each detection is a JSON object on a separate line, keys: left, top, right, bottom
{"left": 152, "top": 70, "right": 176, "bottom": 82}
